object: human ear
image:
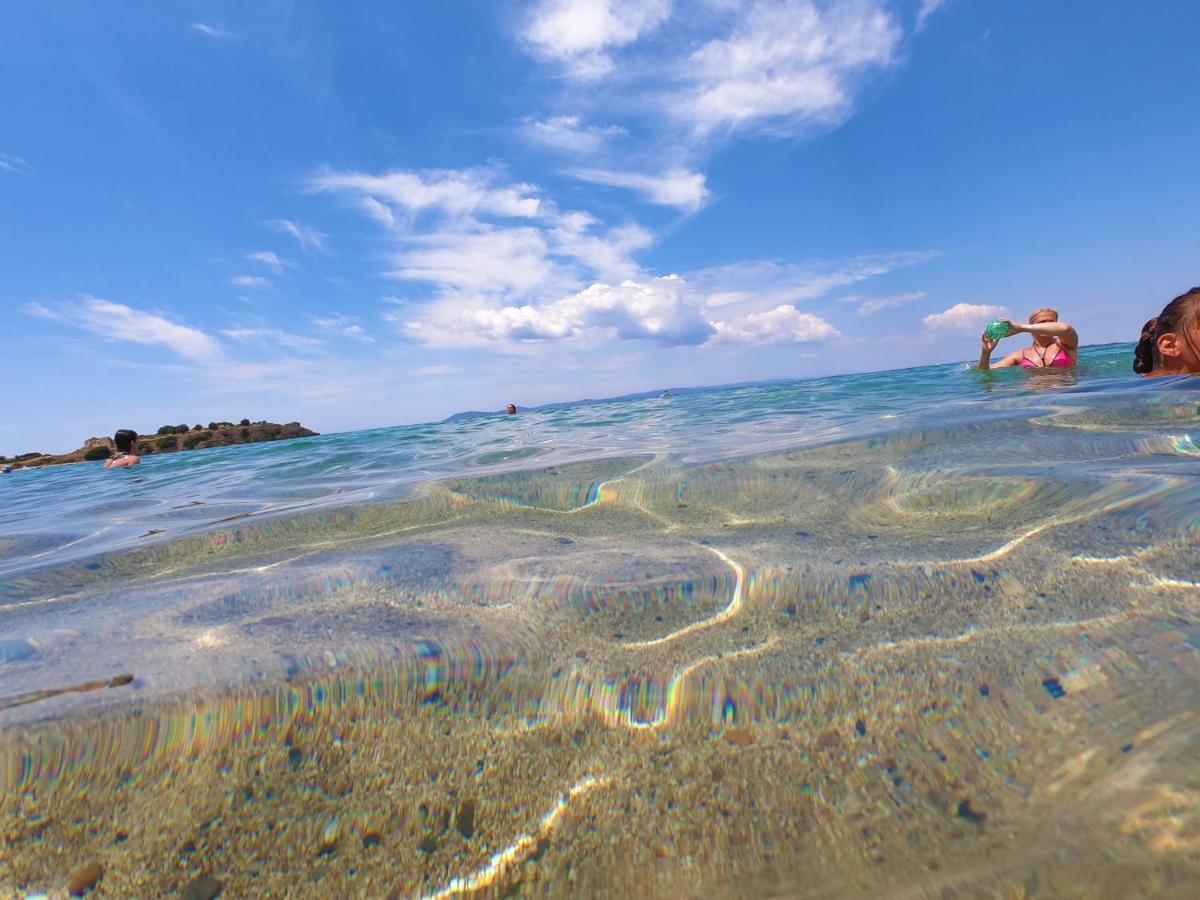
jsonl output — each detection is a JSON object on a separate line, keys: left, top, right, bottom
{"left": 1157, "top": 332, "right": 1181, "bottom": 359}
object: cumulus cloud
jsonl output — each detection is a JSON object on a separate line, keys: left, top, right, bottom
{"left": 28, "top": 296, "right": 223, "bottom": 361}
{"left": 267, "top": 218, "right": 328, "bottom": 254}
{"left": 521, "top": 0, "right": 673, "bottom": 78}
{"left": 191, "top": 22, "right": 235, "bottom": 39}
{"left": 923, "top": 302, "right": 1008, "bottom": 333}
{"left": 570, "top": 167, "right": 710, "bottom": 212}
{"left": 712, "top": 304, "right": 840, "bottom": 343}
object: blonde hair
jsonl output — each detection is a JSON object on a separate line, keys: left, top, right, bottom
{"left": 1029, "top": 307, "right": 1058, "bottom": 323}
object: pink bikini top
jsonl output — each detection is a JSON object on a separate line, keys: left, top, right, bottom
{"left": 1021, "top": 345, "right": 1075, "bottom": 368}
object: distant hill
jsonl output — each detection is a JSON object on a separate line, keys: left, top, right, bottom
{"left": 1, "top": 420, "right": 319, "bottom": 470}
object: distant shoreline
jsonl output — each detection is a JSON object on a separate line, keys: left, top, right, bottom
{"left": 1, "top": 421, "right": 319, "bottom": 471}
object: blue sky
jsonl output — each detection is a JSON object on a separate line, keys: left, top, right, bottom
{"left": 3, "top": 0, "right": 1198, "bottom": 454}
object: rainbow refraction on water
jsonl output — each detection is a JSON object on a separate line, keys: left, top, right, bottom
{"left": 1, "top": 343, "right": 1199, "bottom": 897}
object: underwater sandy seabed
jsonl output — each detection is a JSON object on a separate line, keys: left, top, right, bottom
{"left": 2, "top": 407, "right": 1199, "bottom": 898}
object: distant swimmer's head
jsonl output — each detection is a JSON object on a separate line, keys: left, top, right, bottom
{"left": 1135, "top": 288, "right": 1200, "bottom": 375}
{"left": 105, "top": 429, "right": 142, "bottom": 467}
{"left": 506, "top": 404, "right": 517, "bottom": 415}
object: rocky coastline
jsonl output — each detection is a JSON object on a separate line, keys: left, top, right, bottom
{"left": 1, "top": 420, "right": 319, "bottom": 470}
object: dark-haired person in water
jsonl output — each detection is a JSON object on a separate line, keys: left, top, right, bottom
{"left": 104, "top": 429, "right": 141, "bottom": 468}
{"left": 1133, "top": 287, "right": 1200, "bottom": 377}
{"left": 978, "top": 307, "right": 1079, "bottom": 370}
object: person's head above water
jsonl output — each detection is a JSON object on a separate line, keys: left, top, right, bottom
{"left": 1027, "top": 308, "right": 1060, "bottom": 344}
{"left": 105, "top": 429, "right": 141, "bottom": 468}
{"left": 506, "top": 403, "right": 517, "bottom": 415}
{"left": 1134, "top": 287, "right": 1200, "bottom": 376}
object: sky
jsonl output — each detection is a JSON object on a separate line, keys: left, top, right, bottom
{"left": 3, "top": 1, "right": 1199, "bottom": 454}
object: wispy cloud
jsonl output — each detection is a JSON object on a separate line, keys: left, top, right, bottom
{"left": 521, "top": 0, "right": 674, "bottom": 79}
{"left": 223, "top": 327, "right": 323, "bottom": 350}
{"left": 307, "top": 166, "right": 542, "bottom": 220}
{"left": 310, "top": 314, "right": 374, "bottom": 342}
{"left": 0, "top": 153, "right": 32, "bottom": 175}
{"left": 267, "top": 218, "right": 329, "bottom": 255}
{"left": 841, "top": 290, "right": 926, "bottom": 315}
{"left": 677, "top": 1, "right": 901, "bottom": 138}
{"left": 191, "top": 22, "right": 235, "bottom": 39}
{"left": 570, "top": 167, "right": 709, "bottom": 212}
{"left": 27, "top": 296, "right": 223, "bottom": 361}
{"left": 923, "top": 302, "right": 1008, "bottom": 333}
{"left": 915, "top": 0, "right": 948, "bottom": 32}
{"left": 521, "top": 116, "right": 627, "bottom": 154}
{"left": 230, "top": 275, "right": 271, "bottom": 289}
{"left": 245, "top": 251, "right": 289, "bottom": 271}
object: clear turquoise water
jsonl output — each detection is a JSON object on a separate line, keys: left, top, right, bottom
{"left": 2, "top": 343, "right": 1199, "bottom": 897}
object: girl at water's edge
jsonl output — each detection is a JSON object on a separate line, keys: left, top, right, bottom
{"left": 1133, "top": 287, "right": 1200, "bottom": 377}
{"left": 978, "top": 308, "right": 1079, "bottom": 370}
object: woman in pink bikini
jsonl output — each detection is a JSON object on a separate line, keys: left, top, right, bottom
{"left": 978, "top": 308, "right": 1078, "bottom": 371}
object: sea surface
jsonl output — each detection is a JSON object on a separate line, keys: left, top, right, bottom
{"left": 2, "top": 343, "right": 1199, "bottom": 898}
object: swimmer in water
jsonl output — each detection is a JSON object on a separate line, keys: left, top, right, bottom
{"left": 978, "top": 307, "right": 1078, "bottom": 370}
{"left": 506, "top": 403, "right": 517, "bottom": 415}
{"left": 1133, "top": 287, "right": 1200, "bottom": 377}
{"left": 104, "top": 429, "right": 141, "bottom": 468}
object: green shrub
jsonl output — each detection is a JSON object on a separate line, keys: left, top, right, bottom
{"left": 156, "top": 436, "right": 177, "bottom": 451}
{"left": 157, "top": 425, "right": 175, "bottom": 436}
{"left": 240, "top": 428, "right": 251, "bottom": 439}
{"left": 84, "top": 446, "right": 112, "bottom": 461}
{"left": 182, "top": 431, "right": 212, "bottom": 450}
{"left": 239, "top": 418, "right": 251, "bottom": 427}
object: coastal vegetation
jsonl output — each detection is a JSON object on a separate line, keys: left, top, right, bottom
{"left": 1, "top": 420, "right": 318, "bottom": 470}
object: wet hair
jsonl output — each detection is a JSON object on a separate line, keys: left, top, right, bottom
{"left": 1133, "top": 287, "right": 1200, "bottom": 374}
{"left": 1028, "top": 307, "right": 1058, "bottom": 323}
{"left": 114, "top": 429, "right": 138, "bottom": 454}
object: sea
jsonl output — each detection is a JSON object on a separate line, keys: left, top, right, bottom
{"left": 1, "top": 342, "right": 1198, "bottom": 898}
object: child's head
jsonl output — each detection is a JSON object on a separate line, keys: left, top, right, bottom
{"left": 1134, "top": 288, "right": 1200, "bottom": 374}
{"left": 114, "top": 429, "right": 138, "bottom": 454}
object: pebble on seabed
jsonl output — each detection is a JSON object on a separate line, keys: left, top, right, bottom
{"left": 66, "top": 860, "right": 103, "bottom": 895}
{"left": 319, "top": 817, "right": 341, "bottom": 854}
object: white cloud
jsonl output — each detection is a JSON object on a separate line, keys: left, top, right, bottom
{"left": 840, "top": 290, "right": 926, "bottom": 315}
{"left": 223, "top": 328, "right": 323, "bottom": 350}
{"left": 915, "top": 0, "right": 947, "bottom": 31}
{"left": 391, "top": 226, "right": 557, "bottom": 296}
{"left": 245, "top": 251, "right": 289, "bottom": 271}
{"left": 28, "top": 296, "right": 223, "bottom": 361}
{"left": 693, "top": 252, "right": 936, "bottom": 313}
{"left": 923, "top": 302, "right": 1008, "bottom": 333}
{"left": 522, "top": 0, "right": 673, "bottom": 78}
{"left": 406, "top": 275, "right": 712, "bottom": 347}
{"left": 679, "top": 1, "right": 901, "bottom": 136}
{"left": 230, "top": 275, "right": 271, "bottom": 289}
{"left": 0, "top": 153, "right": 32, "bottom": 175}
{"left": 570, "top": 167, "right": 710, "bottom": 212}
{"left": 267, "top": 218, "right": 329, "bottom": 254}
{"left": 191, "top": 22, "right": 235, "bottom": 39}
{"left": 521, "top": 116, "right": 627, "bottom": 154}
{"left": 307, "top": 166, "right": 542, "bottom": 221}
{"left": 712, "top": 304, "right": 840, "bottom": 343}
{"left": 310, "top": 314, "right": 375, "bottom": 342}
